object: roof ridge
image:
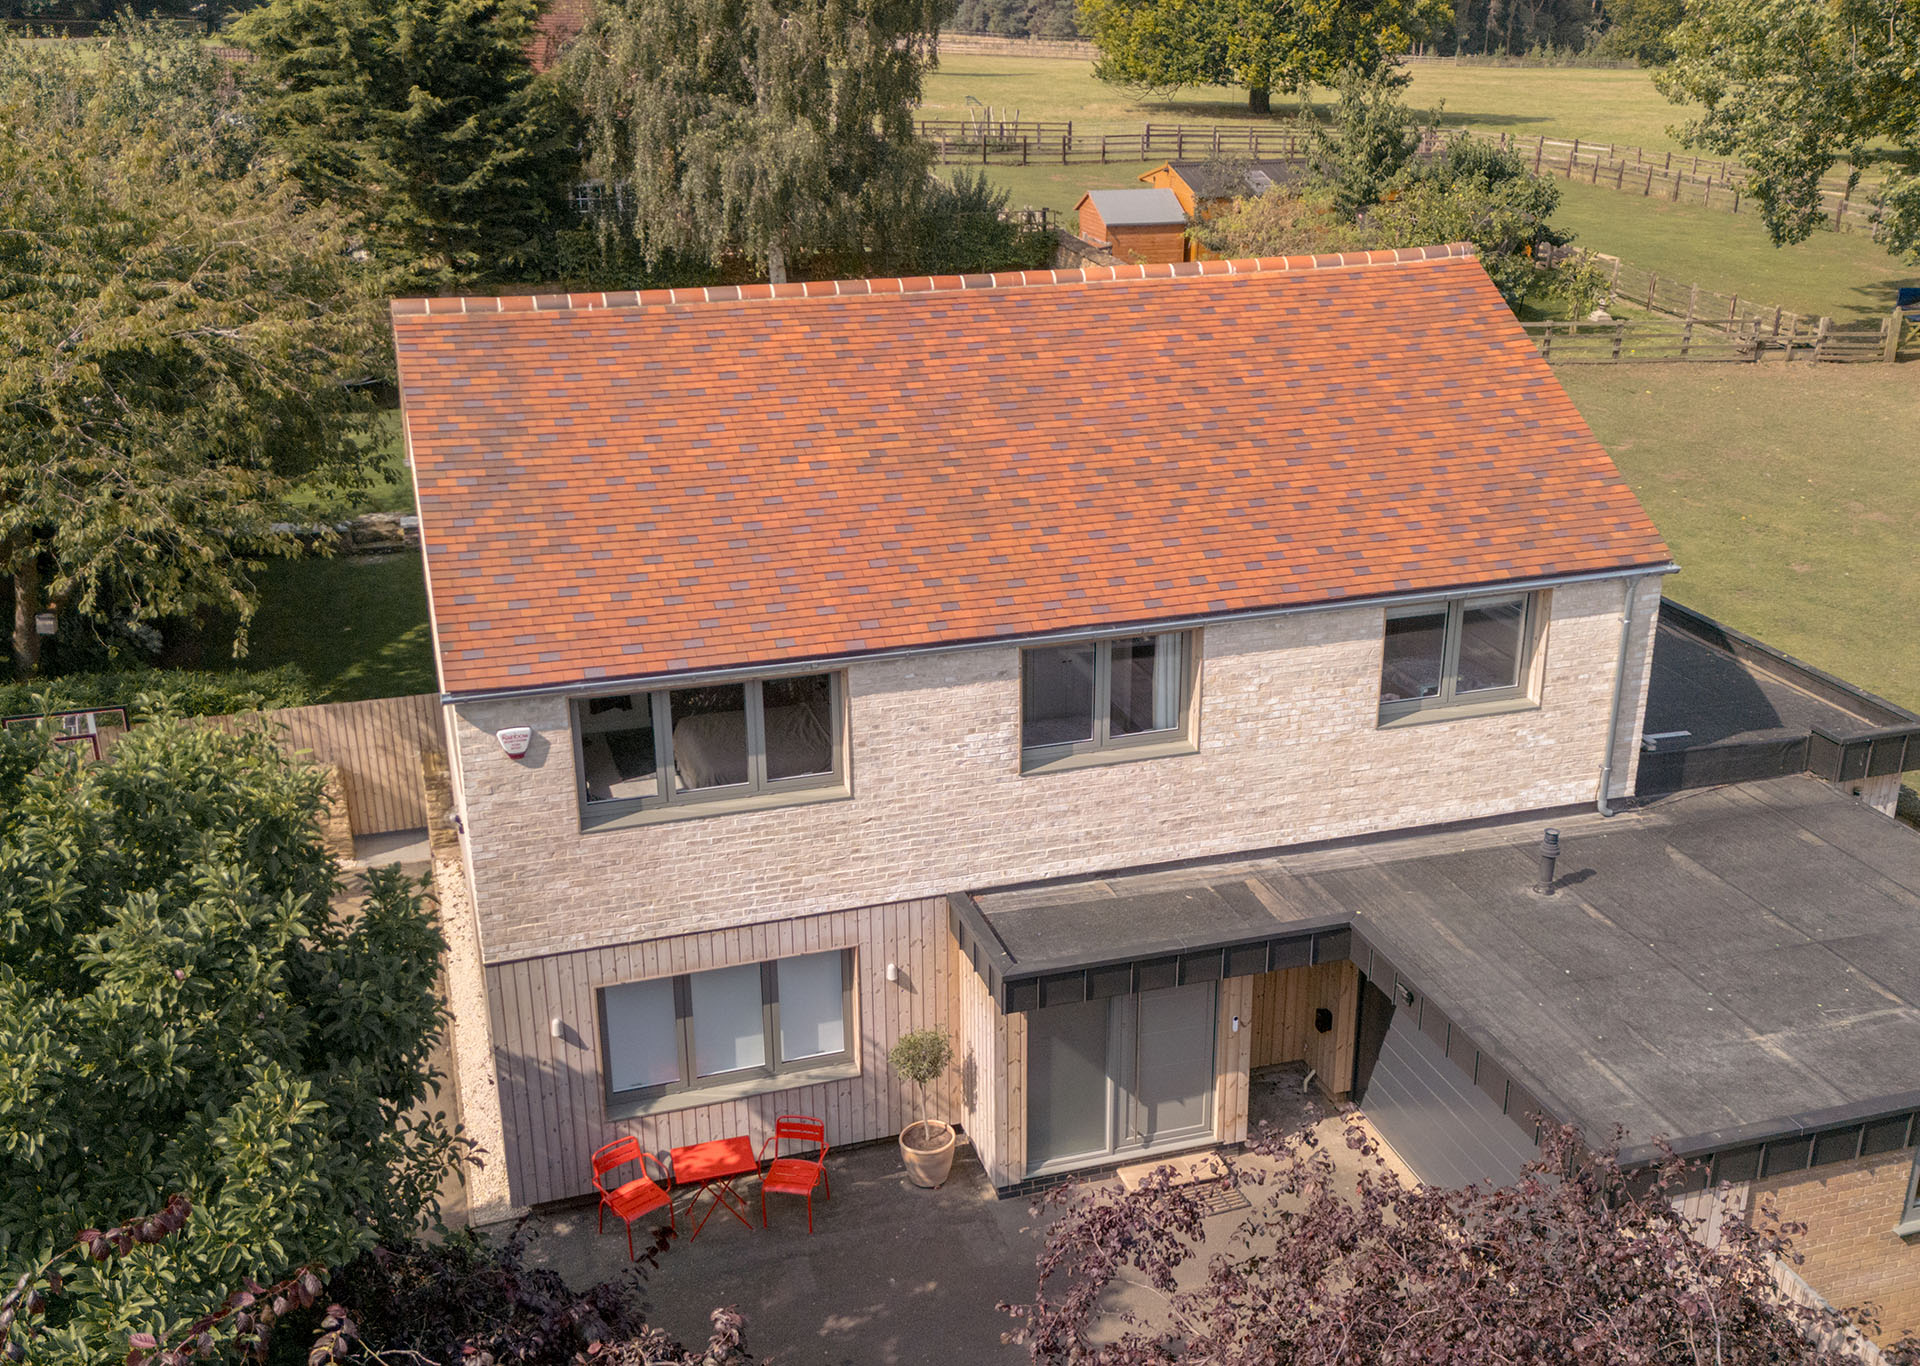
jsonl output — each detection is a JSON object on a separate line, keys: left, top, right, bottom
{"left": 388, "top": 242, "right": 1480, "bottom": 318}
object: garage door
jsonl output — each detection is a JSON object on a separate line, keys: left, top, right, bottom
{"left": 1355, "top": 979, "right": 1540, "bottom": 1189}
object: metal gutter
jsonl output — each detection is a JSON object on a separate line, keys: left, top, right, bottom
{"left": 440, "top": 561, "right": 1680, "bottom": 706}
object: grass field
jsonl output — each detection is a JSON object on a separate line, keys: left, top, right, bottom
{"left": 1560, "top": 364, "right": 1920, "bottom": 714}
{"left": 1549, "top": 179, "right": 1919, "bottom": 322}
{"left": 924, "top": 55, "right": 1705, "bottom": 152}
{"left": 234, "top": 552, "right": 436, "bottom": 701}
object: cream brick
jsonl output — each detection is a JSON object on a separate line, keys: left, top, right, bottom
{"left": 453, "top": 579, "right": 1662, "bottom": 963}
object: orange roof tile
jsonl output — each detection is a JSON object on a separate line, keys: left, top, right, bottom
{"left": 392, "top": 247, "right": 1672, "bottom": 697}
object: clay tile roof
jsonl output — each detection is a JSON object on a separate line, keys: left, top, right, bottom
{"left": 392, "top": 246, "right": 1672, "bottom": 698}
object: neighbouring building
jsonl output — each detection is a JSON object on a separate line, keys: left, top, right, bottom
{"left": 1072, "top": 188, "right": 1188, "bottom": 264}
{"left": 392, "top": 246, "right": 1920, "bottom": 1337}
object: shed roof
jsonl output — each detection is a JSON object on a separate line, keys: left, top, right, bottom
{"left": 392, "top": 247, "right": 1671, "bottom": 698}
{"left": 1075, "top": 187, "right": 1188, "bottom": 226}
{"left": 1154, "top": 158, "right": 1308, "bottom": 199}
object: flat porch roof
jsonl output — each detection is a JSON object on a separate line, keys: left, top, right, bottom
{"left": 953, "top": 775, "right": 1920, "bottom": 1172}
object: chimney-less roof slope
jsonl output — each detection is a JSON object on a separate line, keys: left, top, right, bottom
{"left": 392, "top": 248, "right": 1671, "bottom": 697}
{"left": 1076, "top": 187, "right": 1188, "bottom": 226}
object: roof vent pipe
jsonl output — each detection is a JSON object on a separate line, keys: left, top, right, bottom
{"left": 1535, "top": 828, "right": 1561, "bottom": 895}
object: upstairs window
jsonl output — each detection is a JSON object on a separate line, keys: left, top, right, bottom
{"left": 575, "top": 672, "right": 842, "bottom": 822}
{"left": 1379, "top": 593, "right": 1542, "bottom": 723}
{"left": 1021, "top": 631, "right": 1196, "bottom": 771}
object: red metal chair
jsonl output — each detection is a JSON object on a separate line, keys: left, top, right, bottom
{"left": 758, "top": 1114, "right": 831, "bottom": 1233}
{"left": 592, "top": 1136, "right": 674, "bottom": 1258}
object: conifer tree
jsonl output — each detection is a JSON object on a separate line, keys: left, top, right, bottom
{"left": 574, "top": 0, "right": 947, "bottom": 283}
{"left": 233, "top": 0, "right": 581, "bottom": 288}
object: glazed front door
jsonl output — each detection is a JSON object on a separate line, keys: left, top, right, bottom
{"left": 1026, "top": 982, "right": 1217, "bottom": 1175}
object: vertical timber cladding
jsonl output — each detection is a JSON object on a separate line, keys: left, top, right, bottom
{"left": 1247, "top": 962, "right": 1362, "bottom": 1097}
{"left": 484, "top": 897, "right": 956, "bottom": 1207}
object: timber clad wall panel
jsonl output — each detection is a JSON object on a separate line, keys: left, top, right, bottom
{"left": 488, "top": 898, "right": 955, "bottom": 1207}
{"left": 1249, "top": 962, "right": 1361, "bottom": 1096}
{"left": 1215, "top": 976, "right": 1255, "bottom": 1147}
{"left": 198, "top": 693, "right": 443, "bottom": 836}
{"left": 1106, "top": 224, "right": 1188, "bottom": 265}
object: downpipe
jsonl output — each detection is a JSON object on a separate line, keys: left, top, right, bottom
{"left": 1596, "top": 576, "right": 1646, "bottom": 817}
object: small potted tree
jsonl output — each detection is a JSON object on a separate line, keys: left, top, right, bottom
{"left": 890, "top": 1028, "right": 957, "bottom": 1188}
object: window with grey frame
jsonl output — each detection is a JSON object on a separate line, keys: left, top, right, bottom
{"left": 574, "top": 672, "right": 842, "bottom": 814}
{"left": 1901, "top": 1149, "right": 1920, "bottom": 1231}
{"left": 1021, "top": 631, "right": 1195, "bottom": 770}
{"left": 598, "top": 949, "right": 854, "bottom": 1108}
{"left": 1378, "top": 593, "right": 1541, "bottom": 722}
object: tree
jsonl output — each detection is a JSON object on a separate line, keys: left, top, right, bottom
{"left": 1596, "top": 0, "right": 1684, "bottom": 65}
{"left": 1188, "top": 182, "right": 1362, "bottom": 256}
{"left": 573, "top": 0, "right": 947, "bottom": 284}
{"left": 1076, "top": 0, "right": 1450, "bottom": 115}
{"left": 0, "top": 717, "right": 462, "bottom": 1363}
{"left": 882, "top": 170, "right": 1056, "bottom": 275}
{"left": 1656, "top": 0, "right": 1920, "bottom": 258}
{"left": 1370, "top": 136, "right": 1593, "bottom": 310}
{"left": 231, "top": 0, "right": 583, "bottom": 289}
{"left": 0, "top": 25, "right": 384, "bottom": 678}
{"left": 1306, "top": 64, "right": 1428, "bottom": 219}
{"left": 1005, "top": 1118, "right": 1895, "bottom": 1363}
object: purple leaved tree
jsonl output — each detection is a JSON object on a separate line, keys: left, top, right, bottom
{"left": 1005, "top": 1117, "right": 1918, "bottom": 1365}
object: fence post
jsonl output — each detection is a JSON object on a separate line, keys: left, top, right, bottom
{"left": 1535, "top": 139, "right": 1544, "bottom": 173}
{"left": 1021, "top": 137, "right": 1029, "bottom": 165}
{"left": 1671, "top": 172, "right": 1681, "bottom": 202}
{"left": 1687, "top": 284, "right": 1698, "bottom": 322}
{"left": 1731, "top": 187, "right": 1740, "bottom": 214}
{"left": 1681, "top": 319, "right": 1693, "bottom": 358}
{"left": 1813, "top": 316, "right": 1830, "bottom": 361}
{"left": 1645, "top": 167, "right": 1654, "bottom": 196}
{"left": 1612, "top": 321, "right": 1624, "bottom": 361}
{"left": 1646, "top": 272, "right": 1658, "bottom": 313}
{"left": 1728, "top": 294, "right": 1738, "bottom": 327}
{"left": 1887, "top": 310, "right": 1904, "bottom": 364}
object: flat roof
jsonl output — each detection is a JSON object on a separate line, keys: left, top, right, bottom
{"left": 964, "top": 776, "right": 1920, "bottom": 1160}
{"left": 1077, "top": 188, "right": 1187, "bottom": 225}
{"left": 392, "top": 248, "right": 1669, "bottom": 697}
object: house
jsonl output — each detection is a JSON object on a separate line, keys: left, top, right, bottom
{"left": 529, "top": 0, "right": 590, "bottom": 71}
{"left": 1072, "top": 188, "right": 1188, "bottom": 264}
{"left": 392, "top": 246, "right": 1920, "bottom": 1337}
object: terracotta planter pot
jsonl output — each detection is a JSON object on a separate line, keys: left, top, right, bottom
{"left": 899, "top": 1119, "right": 957, "bottom": 1188}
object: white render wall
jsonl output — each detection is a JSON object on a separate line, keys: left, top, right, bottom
{"left": 453, "top": 577, "right": 1663, "bottom": 963}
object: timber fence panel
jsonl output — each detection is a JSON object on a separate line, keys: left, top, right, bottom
{"left": 195, "top": 693, "right": 445, "bottom": 836}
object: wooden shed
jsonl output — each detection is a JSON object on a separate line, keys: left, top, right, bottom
{"left": 1137, "top": 159, "right": 1308, "bottom": 260}
{"left": 1074, "top": 188, "right": 1189, "bottom": 265}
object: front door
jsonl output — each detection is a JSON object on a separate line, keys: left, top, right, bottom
{"left": 1026, "top": 982, "right": 1217, "bottom": 1175}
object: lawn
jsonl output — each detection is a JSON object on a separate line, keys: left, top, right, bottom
{"left": 975, "top": 158, "right": 1163, "bottom": 219}
{"left": 924, "top": 54, "right": 1705, "bottom": 152}
{"left": 1549, "top": 179, "right": 1919, "bottom": 323}
{"left": 1558, "top": 364, "right": 1920, "bottom": 715}
{"left": 282, "top": 410, "right": 417, "bottom": 521}
{"left": 232, "top": 551, "right": 436, "bottom": 701}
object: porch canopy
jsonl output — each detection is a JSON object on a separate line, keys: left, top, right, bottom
{"left": 954, "top": 772, "right": 1920, "bottom": 1181}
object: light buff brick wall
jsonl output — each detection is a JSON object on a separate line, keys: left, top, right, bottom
{"left": 453, "top": 577, "right": 1662, "bottom": 963}
{"left": 1754, "top": 1150, "right": 1920, "bottom": 1343}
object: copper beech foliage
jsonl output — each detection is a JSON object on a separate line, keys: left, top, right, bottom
{"left": 1006, "top": 1117, "right": 1920, "bottom": 1364}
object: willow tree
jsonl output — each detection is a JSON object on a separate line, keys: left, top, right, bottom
{"left": 572, "top": 0, "right": 947, "bottom": 283}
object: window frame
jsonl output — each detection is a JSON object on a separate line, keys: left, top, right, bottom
{"left": 598, "top": 949, "right": 857, "bottom": 1113}
{"left": 1898, "top": 1149, "right": 1920, "bottom": 1235}
{"left": 572, "top": 670, "right": 846, "bottom": 826}
{"left": 1377, "top": 592, "right": 1545, "bottom": 726}
{"left": 1019, "top": 629, "right": 1200, "bottom": 774}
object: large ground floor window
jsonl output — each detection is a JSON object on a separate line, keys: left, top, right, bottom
{"left": 1026, "top": 981, "right": 1217, "bottom": 1175}
{"left": 599, "top": 949, "right": 853, "bottom": 1111}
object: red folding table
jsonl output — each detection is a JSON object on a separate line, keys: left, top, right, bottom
{"left": 670, "top": 1136, "right": 759, "bottom": 1238}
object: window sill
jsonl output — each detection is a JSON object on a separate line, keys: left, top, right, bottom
{"left": 581, "top": 782, "right": 850, "bottom": 833}
{"left": 606, "top": 1058, "right": 861, "bottom": 1121}
{"left": 1020, "top": 735, "right": 1199, "bottom": 776}
{"left": 1376, "top": 695, "right": 1541, "bottom": 730}
{"left": 1892, "top": 1217, "right": 1920, "bottom": 1239}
